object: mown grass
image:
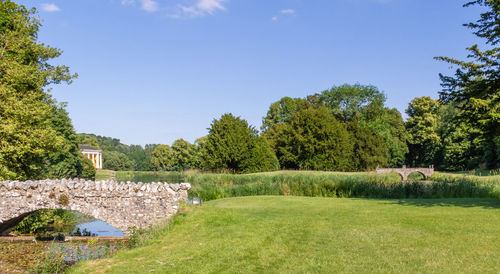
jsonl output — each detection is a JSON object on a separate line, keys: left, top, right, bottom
{"left": 71, "top": 196, "right": 500, "bottom": 273}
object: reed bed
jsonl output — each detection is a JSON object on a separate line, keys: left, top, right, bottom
{"left": 186, "top": 171, "right": 500, "bottom": 201}
{"left": 107, "top": 170, "right": 500, "bottom": 201}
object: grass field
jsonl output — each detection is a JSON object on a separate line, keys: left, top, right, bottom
{"left": 72, "top": 196, "right": 500, "bottom": 273}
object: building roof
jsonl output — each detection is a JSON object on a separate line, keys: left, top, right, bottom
{"left": 79, "top": 145, "right": 102, "bottom": 152}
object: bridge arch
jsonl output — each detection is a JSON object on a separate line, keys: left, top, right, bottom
{"left": 0, "top": 179, "right": 190, "bottom": 235}
{"left": 376, "top": 166, "right": 434, "bottom": 181}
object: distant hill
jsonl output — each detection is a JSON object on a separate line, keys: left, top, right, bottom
{"left": 78, "top": 133, "right": 158, "bottom": 171}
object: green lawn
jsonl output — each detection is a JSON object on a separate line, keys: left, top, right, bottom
{"left": 72, "top": 196, "right": 500, "bottom": 273}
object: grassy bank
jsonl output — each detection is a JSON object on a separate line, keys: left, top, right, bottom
{"left": 187, "top": 171, "right": 499, "bottom": 200}
{"left": 95, "top": 170, "right": 500, "bottom": 201}
{"left": 72, "top": 196, "right": 500, "bottom": 273}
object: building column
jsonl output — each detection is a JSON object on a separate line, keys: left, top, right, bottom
{"left": 99, "top": 153, "right": 102, "bottom": 169}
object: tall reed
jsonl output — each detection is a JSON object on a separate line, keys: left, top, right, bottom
{"left": 187, "top": 171, "right": 500, "bottom": 201}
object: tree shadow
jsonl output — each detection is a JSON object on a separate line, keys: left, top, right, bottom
{"left": 385, "top": 198, "right": 500, "bottom": 210}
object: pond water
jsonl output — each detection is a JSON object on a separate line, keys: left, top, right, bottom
{"left": 75, "top": 220, "right": 124, "bottom": 237}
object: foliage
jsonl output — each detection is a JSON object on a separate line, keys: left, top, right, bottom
{"left": 264, "top": 107, "right": 353, "bottom": 170}
{"left": 0, "top": 1, "right": 80, "bottom": 180}
{"left": 264, "top": 84, "right": 408, "bottom": 169}
{"left": 347, "top": 121, "right": 387, "bottom": 170}
{"left": 362, "top": 107, "right": 409, "bottom": 167}
{"left": 128, "top": 144, "right": 156, "bottom": 171}
{"left": 151, "top": 145, "right": 176, "bottom": 171}
{"left": 261, "top": 97, "right": 310, "bottom": 131}
{"left": 40, "top": 104, "right": 87, "bottom": 179}
{"left": 15, "top": 209, "right": 78, "bottom": 235}
{"left": 78, "top": 133, "right": 158, "bottom": 171}
{"left": 319, "top": 84, "right": 408, "bottom": 167}
{"left": 319, "top": 83, "right": 386, "bottom": 121}
{"left": 103, "top": 150, "right": 134, "bottom": 171}
{"left": 405, "top": 97, "right": 441, "bottom": 167}
{"left": 435, "top": 0, "right": 500, "bottom": 168}
{"left": 171, "top": 139, "right": 197, "bottom": 170}
{"left": 80, "top": 158, "right": 96, "bottom": 180}
{"left": 201, "top": 114, "right": 279, "bottom": 173}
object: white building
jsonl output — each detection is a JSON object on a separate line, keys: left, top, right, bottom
{"left": 80, "top": 145, "right": 103, "bottom": 169}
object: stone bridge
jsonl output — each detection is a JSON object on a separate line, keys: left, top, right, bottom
{"left": 0, "top": 179, "right": 190, "bottom": 235}
{"left": 376, "top": 165, "right": 435, "bottom": 181}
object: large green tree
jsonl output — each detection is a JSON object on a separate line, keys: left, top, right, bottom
{"left": 202, "top": 114, "right": 279, "bottom": 173}
{"left": 318, "top": 84, "right": 408, "bottom": 167}
{"left": 261, "top": 97, "right": 310, "bottom": 132}
{"left": 151, "top": 145, "right": 176, "bottom": 171}
{"left": 405, "top": 97, "right": 441, "bottom": 167}
{"left": 347, "top": 121, "right": 387, "bottom": 171}
{"left": 171, "top": 139, "right": 195, "bottom": 170}
{"left": 435, "top": 0, "right": 500, "bottom": 168}
{"left": 437, "top": 102, "right": 482, "bottom": 170}
{"left": 264, "top": 107, "right": 353, "bottom": 171}
{"left": 319, "top": 84, "right": 386, "bottom": 122}
{"left": 0, "top": 1, "right": 82, "bottom": 180}
{"left": 103, "top": 151, "right": 134, "bottom": 171}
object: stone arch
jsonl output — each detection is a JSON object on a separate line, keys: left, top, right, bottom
{"left": 376, "top": 166, "right": 434, "bottom": 181}
{"left": 0, "top": 180, "right": 190, "bottom": 235}
{"left": 407, "top": 171, "right": 427, "bottom": 180}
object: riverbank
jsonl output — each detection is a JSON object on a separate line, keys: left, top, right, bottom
{"left": 0, "top": 237, "right": 128, "bottom": 273}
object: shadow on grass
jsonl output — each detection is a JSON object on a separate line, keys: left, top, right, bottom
{"left": 386, "top": 198, "right": 500, "bottom": 210}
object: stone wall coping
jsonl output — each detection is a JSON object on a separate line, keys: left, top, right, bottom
{"left": 0, "top": 179, "right": 191, "bottom": 193}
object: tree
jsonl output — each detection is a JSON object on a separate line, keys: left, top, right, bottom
{"left": 362, "top": 108, "right": 409, "bottom": 167}
{"left": 437, "top": 103, "right": 482, "bottom": 170}
{"left": 171, "top": 139, "right": 195, "bottom": 170}
{"left": 405, "top": 97, "right": 441, "bottom": 167}
{"left": 103, "top": 151, "right": 134, "bottom": 171}
{"left": 202, "top": 114, "right": 279, "bottom": 173}
{"left": 264, "top": 107, "right": 353, "bottom": 171}
{"left": 239, "top": 137, "right": 280, "bottom": 173}
{"left": 41, "top": 104, "right": 87, "bottom": 179}
{"left": 347, "top": 121, "right": 387, "bottom": 170}
{"left": 318, "top": 84, "right": 408, "bottom": 166}
{"left": 319, "top": 84, "right": 386, "bottom": 121}
{"left": 435, "top": 0, "right": 500, "bottom": 168}
{"left": 261, "top": 97, "right": 310, "bottom": 132}
{"left": 0, "top": 1, "right": 78, "bottom": 180}
{"left": 151, "top": 145, "right": 176, "bottom": 171}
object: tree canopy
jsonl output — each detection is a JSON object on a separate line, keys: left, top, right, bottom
{"left": 264, "top": 107, "right": 353, "bottom": 170}
{"left": 0, "top": 1, "right": 89, "bottom": 180}
{"left": 435, "top": 0, "right": 500, "bottom": 168}
{"left": 202, "top": 113, "right": 279, "bottom": 173}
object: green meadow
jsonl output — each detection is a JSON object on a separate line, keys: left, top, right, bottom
{"left": 72, "top": 196, "right": 500, "bottom": 273}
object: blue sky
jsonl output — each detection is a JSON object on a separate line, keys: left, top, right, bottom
{"left": 18, "top": 0, "right": 485, "bottom": 146}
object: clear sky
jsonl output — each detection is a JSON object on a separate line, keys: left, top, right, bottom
{"left": 17, "top": 0, "right": 485, "bottom": 146}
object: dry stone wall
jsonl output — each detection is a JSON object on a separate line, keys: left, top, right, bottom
{"left": 0, "top": 179, "right": 190, "bottom": 235}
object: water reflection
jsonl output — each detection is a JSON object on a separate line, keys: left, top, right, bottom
{"left": 75, "top": 220, "right": 124, "bottom": 237}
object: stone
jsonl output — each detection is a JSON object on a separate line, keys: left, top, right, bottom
{"left": 0, "top": 179, "right": 190, "bottom": 236}
{"left": 375, "top": 166, "right": 434, "bottom": 181}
